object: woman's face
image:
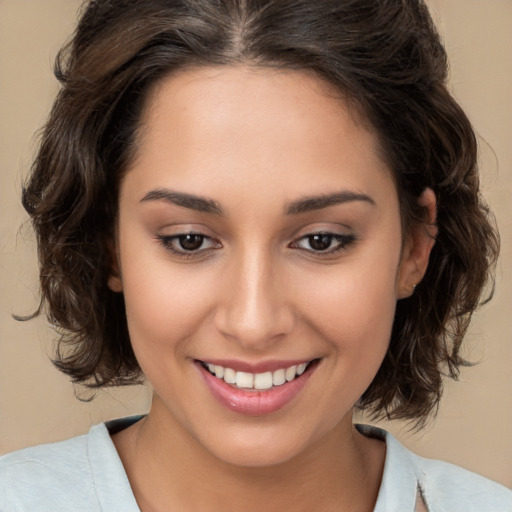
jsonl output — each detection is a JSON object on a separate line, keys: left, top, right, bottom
{"left": 110, "top": 66, "right": 419, "bottom": 466}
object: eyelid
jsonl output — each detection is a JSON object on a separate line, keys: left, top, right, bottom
{"left": 289, "top": 230, "right": 357, "bottom": 255}
{"left": 156, "top": 231, "right": 222, "bottom": 259}
{"left": 155, "top": 222, "right": 219, "bottom": 242}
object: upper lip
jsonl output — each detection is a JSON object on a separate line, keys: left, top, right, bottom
{"left": 197, "top": 358, "right": 316, "bottom": 374}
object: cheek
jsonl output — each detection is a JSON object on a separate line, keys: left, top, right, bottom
{"left": 303, "top": 278, "right": 396, "bottom": 359}
{"left": 119, "top": 246, "right": 219, "bottom": 364}
{"left": 293, "top": 260, "right": 398, "bottom": 419}
{"left": 295, "top": 248, "right": 399, "bottom": 360}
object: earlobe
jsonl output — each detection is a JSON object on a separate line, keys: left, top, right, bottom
{"left": 397, "top": 188, "right": 438, "bottom": 299}
{"left": 108, "top": 273, "right": 123, "bottom": 293}
{"left": 107, "top": 240, "right": 123, "bottom": 293}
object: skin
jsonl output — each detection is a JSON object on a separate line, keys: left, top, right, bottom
{"left": 109, "top": 66, "right": 436, "bottom": 511}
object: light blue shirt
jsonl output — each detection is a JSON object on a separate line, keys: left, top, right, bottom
{"left": 1, "top": 418, "right": 511, "bottom": 511}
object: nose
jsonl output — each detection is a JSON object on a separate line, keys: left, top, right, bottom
{"left": 214, "top": 248, "right": 295, "bottom": 350}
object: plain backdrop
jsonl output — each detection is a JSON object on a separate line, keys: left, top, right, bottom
{"left": 1, "top": 0, "right": 511, "bottom": 487}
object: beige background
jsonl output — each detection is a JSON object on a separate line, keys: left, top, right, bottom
{"left": 1, "top": 0, "right": 511, "bottom": 488}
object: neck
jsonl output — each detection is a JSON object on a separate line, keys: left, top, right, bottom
{"left": 113, "top": 401, "right": 385, "bottom": 512}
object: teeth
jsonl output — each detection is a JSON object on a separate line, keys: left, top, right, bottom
{"left": 254, "top": 372, "right": 273, "bottom": 390}
{"left": 214, "top": 365, "right": 224, "bottom": 378}
{"left": 223, "top": 367, "right": 236, "bottom": 384}
{"left": 204, "top": 361, "right": 311, "bottom": 390}
{"left": 272, "top": 368, "right": 286, "bottom": 386}
{"left": 297, "top": 363, "right": 307, "bottom": 376}
{"left": 235, "top": 371, "right": 253, "bottom": 388}
{"left": 285, "top": 365, "right": 297, "bottom": 382}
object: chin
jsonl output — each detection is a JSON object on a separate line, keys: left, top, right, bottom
{"left": 194, "top": 414, "right": 339, "bottom": 469}
{"left": 206, "top": 435, "right": 308, "bottom": 468}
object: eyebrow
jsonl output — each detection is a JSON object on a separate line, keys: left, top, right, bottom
{"left": 140, "top": 189, "right": 224, "bottom": 215}
{"left": 140, "top": 188, "right": 375, "bottom": 216}
{"left": 285, "top": 191, "right": 376, "bottom": 215}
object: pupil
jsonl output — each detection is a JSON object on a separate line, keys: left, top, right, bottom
{"left": 309, "top": 234, "right": 332, "bottom": 251}
{"left": 179, "top": 234, "right": 203, "bottom": 251}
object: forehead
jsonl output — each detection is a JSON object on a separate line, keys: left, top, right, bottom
{"left": 125, "top": 65, "right": 396, "bottom": 211}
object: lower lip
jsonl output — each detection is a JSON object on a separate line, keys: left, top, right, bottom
{"left": 196, "top": 362, "right": 317, "bottom": 416}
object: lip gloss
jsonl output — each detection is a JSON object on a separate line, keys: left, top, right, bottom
{"left": 196, "top": 361, "right": 316, "bottom": 416}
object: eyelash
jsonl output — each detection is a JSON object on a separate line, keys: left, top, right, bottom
{"left": 156, "top": 233, "right": 220, "bottom": 259}
{"left": 156, "top": 231, "right": 357, "bottom": 259}
{"left": 290, "top": 232, "right": 357, "bottom": 254}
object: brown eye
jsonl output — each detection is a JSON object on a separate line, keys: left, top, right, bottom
{"left": 178, "top": 234, "right": 205, "bottom": 251}
{"left": 291, "top": 232, "right": 357, "bottom": 255}
{"left": 308, "top": 234, "right": 333, "bottom": 251}
{"left": 157, "top": 232, "right": 221, "bottom": 258}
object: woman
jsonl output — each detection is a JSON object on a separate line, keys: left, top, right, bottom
{"left": 1, "top": 0, "right": 511, "bottom": 510}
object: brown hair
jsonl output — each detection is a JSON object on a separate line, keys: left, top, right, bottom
{"left": 22, "top": 0, "right": 499, "bottom": 423}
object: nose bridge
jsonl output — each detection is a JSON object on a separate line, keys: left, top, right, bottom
{"left": 215, "top": 242, "right": 293, "bottom": 347}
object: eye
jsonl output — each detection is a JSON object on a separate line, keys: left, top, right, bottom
{"left": 291, "top": 232, "right": 356, "bottom": 254}
{"left": 157, "top": 232, "right": 221, "bottom": 256}
{"left": 176, "top": 234, "right": 207, "bottom": 251}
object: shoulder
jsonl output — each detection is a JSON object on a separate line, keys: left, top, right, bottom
{"left": 0, "top": 432, "right": 99, "bottom": 510}
{"left": 384, "top": 428, "right": 512, "bottom": 511}
{"left": 357, "top": 424, "right": 512, "bottom": 512}
{"left": 414, "top": 454, "right": 512, "bottom": 511}
{"left": 0, "top": 419, "right": 140, "bottom": 511}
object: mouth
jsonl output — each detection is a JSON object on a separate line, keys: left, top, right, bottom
{"left": 195, "top": 358, "right": 320, "bottom": 415}
{"left": 199, "top": 360, "right": 317, "bottom": 391}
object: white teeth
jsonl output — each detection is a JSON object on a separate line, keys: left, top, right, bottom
{"left": 205, "top": 361, "right": 312, "bottom": 389}
{"left": 285, "top": 365, "right": 297, "bottom": 382}
{"left": 272, "top": 368, "right": 286, "bottom": 386}
{"left": 296, "top": 363, "right": 307, "bottom": 376}
{"left": 236, "top": 371, "right": 254, "bottom": 388}
{"left": 253, "top": 372, "right": 273, "bottom": 390}
{"left": 223, "top": 367, "right": 236, "bottom": 384}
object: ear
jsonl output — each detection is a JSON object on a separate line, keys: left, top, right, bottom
{"left": 397, "top": 188, "right": 438, "bottom": 299}
{"left": 107, "top": 240, "right": 123, "bottom": 293}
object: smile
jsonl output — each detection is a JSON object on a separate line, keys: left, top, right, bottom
{"left": 196, "top": 359, "right": 319, "bottom": 415}
{"left": 202, "top": 361, "right": 312, "bottom": 391}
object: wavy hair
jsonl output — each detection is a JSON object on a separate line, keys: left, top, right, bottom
{"left": 22, "top": 0, "right": 499, "bottom": 422}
